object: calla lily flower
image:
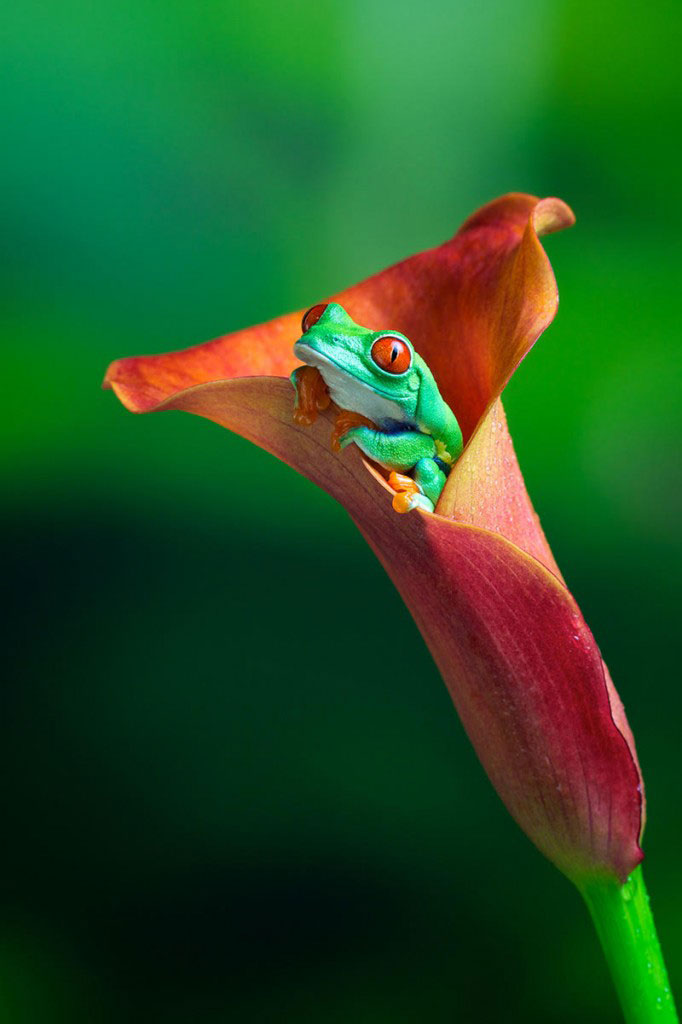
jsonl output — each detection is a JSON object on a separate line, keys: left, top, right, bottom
{"left": 104, "top": 193, "right": 644, "bottom": 887}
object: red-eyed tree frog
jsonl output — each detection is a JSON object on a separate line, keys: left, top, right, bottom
{"left": 291, "top": 302, "right": 463, "bottom": 513}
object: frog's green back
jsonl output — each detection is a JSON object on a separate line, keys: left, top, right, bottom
{"left": 413, "top": 352, "right": 463, "bottom": 462}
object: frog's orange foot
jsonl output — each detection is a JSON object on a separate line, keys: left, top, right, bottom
{"left": 388, "top": 471, "right": 418, "bottom": 494}
{"left": 293, "top": 408, "right": 316, "bottom": 427}
{"left": 293, "top": 365, "right": 330, "bottom": 426}
{"left": 388, "top": 471, "right": 422, "bottom": 514}
{"left": 331, "top": 409, "right": 376, "bottom": 452}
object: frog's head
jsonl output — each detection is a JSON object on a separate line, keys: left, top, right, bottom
{"left": 293, "top": 302, "right": 421, "bottom": 426}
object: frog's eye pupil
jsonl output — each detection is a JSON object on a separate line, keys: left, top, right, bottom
{"left": 371, "top": 336, "right": 411, "bottom": 375}
{"left": 301, "top": 303, "right": 329, "bottom": 333}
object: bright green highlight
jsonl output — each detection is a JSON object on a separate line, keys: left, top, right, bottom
{"left": 292, "top": 302, "right": 462, "bottom": 511}
{"left": 580, "top": 867, "right": 678, "bottom": 1023}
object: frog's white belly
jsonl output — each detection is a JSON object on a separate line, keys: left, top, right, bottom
{"left": 295, "top": 345, "right": 412, "bottom": 429}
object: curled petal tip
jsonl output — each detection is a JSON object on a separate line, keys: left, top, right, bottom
{"left": 457, "top": 192, "right": 575, "bottom": 237}
{"left": 531, "top": 196, "right": 576, "bottom": 236}
{"left": 102, "top": 357, "right": 161, "bottom": 414}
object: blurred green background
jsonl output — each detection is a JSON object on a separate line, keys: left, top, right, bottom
{"left": 3, "top": 1, "right": 680, "bottom": 1020}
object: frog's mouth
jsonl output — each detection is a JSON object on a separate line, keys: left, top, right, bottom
{"left": 293, "top": 341, "right": 410, "bottom": 428}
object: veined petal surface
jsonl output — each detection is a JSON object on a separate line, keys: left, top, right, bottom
{"left": 103, "top": 194, "right": 644, "bottom": 884}
{"left": 130, "top": 375, "right": 643, "bottom": 883}
{"left": 105, "top": 193, "right": 573, "bottom": 443}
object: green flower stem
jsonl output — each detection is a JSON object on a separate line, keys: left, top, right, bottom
{"left": 579, "top": 866, "right": 677, "bottom": 1022}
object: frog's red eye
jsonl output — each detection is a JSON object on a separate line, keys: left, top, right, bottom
{"left": 301, "top": 303, "right": 329, "bottom": 333}
{"left": 371, "top": 336, "right": 411, "bottom": 374}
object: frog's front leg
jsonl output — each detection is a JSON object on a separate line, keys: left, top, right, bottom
{"left": 291, "top": 365, "right": 330, "bottom": 425}
{"left": 338, "top": 425, "right": 436, "bottom": 473}
{"left": 413, "top": 457, "right": 447, "bottom": 507}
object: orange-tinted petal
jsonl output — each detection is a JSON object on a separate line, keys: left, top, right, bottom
{"left": 104, "top": 312, "right": 302, "bottom": 413}
{"left": 437, "top": 398, "right": 563, "bottom": 577}
{"left": 104, "top": 194, "right": 644, "bottom": 884}
{"left": 104, "top": 193, "right": 573, "bottom": 442}
{"left": 104, "top": 195, "right": 572, "bottom": 573}
{"left": 336, "top": 193, "right": 574, "bottom": 441}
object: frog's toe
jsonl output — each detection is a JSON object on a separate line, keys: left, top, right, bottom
{"left": 388, "top": 471, "right": 417, "bottom": 494}
{"left": 387, "top": 471, "right": 433, "bottom": 514}
{"left": 291, "top": 365, "right": 329, "bottom": 427}
{"left": 293, "top": 407, "right": 316, "bottom": 427}
{"left": 331, "top": 409, "right": 376, "bottom": 452}
{"left": 392, "top": 490, "right": 434, "bottom": 514}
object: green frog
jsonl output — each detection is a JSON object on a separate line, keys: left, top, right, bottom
{"left": 292, "top": 302, "right": 462, "bottom": 513}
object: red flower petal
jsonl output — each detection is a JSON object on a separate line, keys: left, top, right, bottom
{"left": 336, "top": 194, "right": 574, "bottom": 441}
{"left": 103, "top": 193, "right": 644, "bottom": 883}
{"left": 104, "top": 312, "right": 302, "bottom": 414}
{"left": 437, "top": 399, "right": 563, "bottom": 577}
{"left": 144, "top": 375, "right": 643, "bottom": 882}
{"left": 362, "top": 511, "right": 643, "bottom": 884}
{"left": 104, "top": 193, "right": 573, "bottom": 443}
